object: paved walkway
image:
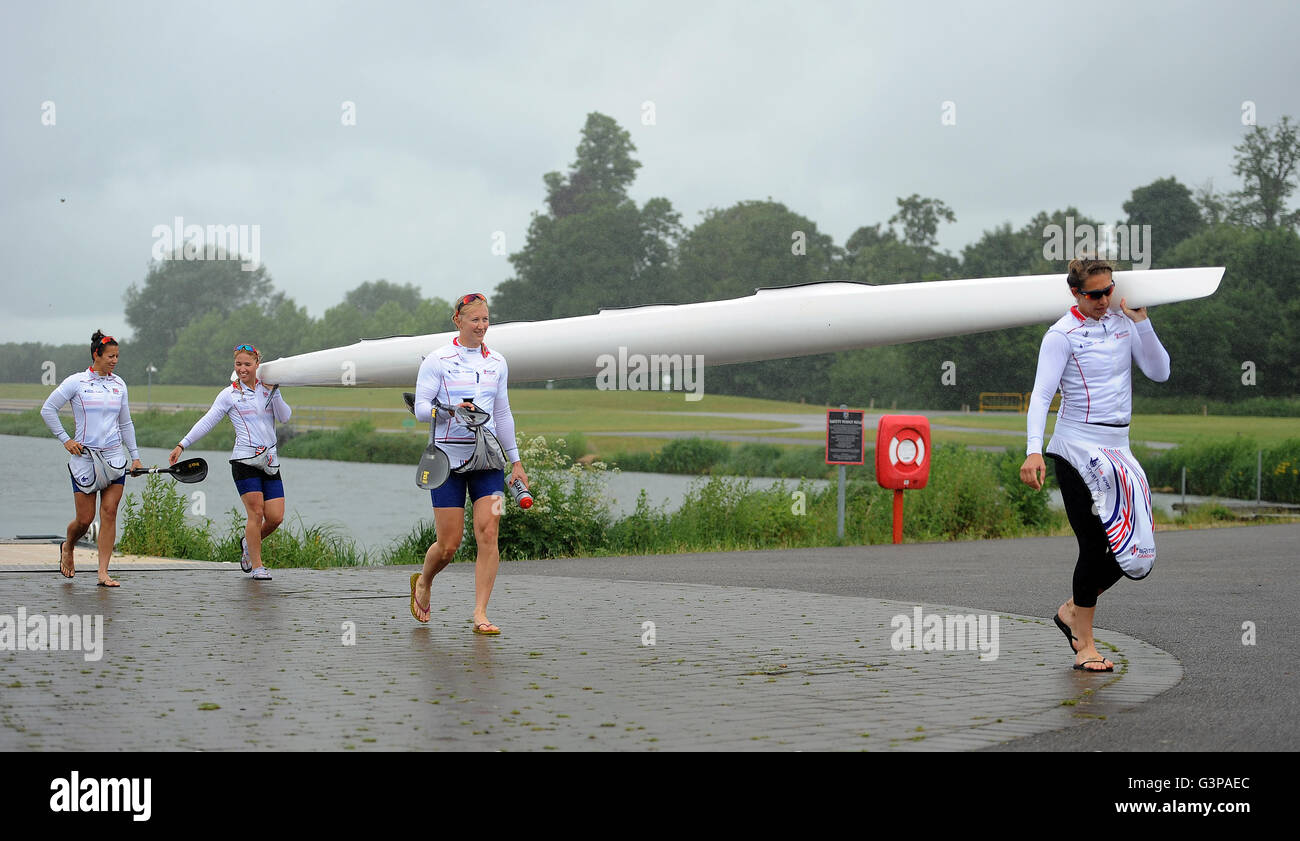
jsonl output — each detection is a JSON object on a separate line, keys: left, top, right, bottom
{"left": 2, "top": 545, "right": 1180, "bottom": 751}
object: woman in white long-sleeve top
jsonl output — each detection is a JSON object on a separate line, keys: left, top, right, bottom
{"left": 41, "top": 330, "right": 144, "bottom": 587}
{"left": 169, "top": 344, "right": 291, "bottom": 581}
{"left": 1020, "top": 259, "right": 1171, "bottom": 673}
{"left": 409, "top": 293, "right": 528, "bottom": 633}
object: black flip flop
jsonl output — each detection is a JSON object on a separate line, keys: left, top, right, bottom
{"left": 1056, "top": 612, "right": 1114, "bottom": 669}
{"left": 1053, "top": 613, "right": 1080, "bottom": 653}
{"left": 1073, "top": 658, "right": 1113, "bottom": 672}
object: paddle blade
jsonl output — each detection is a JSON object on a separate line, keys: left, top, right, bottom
{"left": 415, "top": 444, "right": 450, "bottom": 490}
{"left": 171, "top": 458, "right": 208, "bottom": 483}
{"left": 402, "top": 392, "right": 416, "bottom": 415}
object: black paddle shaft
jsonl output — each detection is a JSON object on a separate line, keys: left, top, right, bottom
{"left": 128, "top": 458, "right": 208, "bottom": 484}
{"left": 401, "top": 393, "right": 489, "bottom": 425}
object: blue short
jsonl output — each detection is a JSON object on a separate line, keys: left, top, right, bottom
{"left": 70, "top": 475, "right": 124, "bottom": 494}
{"left": 231, "top": 462, "right": 285, "bottom": 501}
{"left": 430, "top": 469, "right": 504, "bottom": 509}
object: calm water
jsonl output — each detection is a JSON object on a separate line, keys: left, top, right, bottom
{"left": 1, "top": 435, "right": 1226, "bottom": 555}
{"left": 0, "top": 435, "right": 827, "bottom": 554}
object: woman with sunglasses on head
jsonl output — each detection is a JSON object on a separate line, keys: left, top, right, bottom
{"left": 40, "top": 330, "right": 144, "bottom": 587}
{"left": 1020, "top": 258, "right": 1170, "bottom": 672}
{"left": 409, "top": 293, "right": 528, "bottom": 634}
{"left": 168, "top": 344, "right": 291, "bottom": 581}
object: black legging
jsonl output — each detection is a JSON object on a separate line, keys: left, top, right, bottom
{"left": 1048, "top": 454, "right": 1125, "bottom": 608}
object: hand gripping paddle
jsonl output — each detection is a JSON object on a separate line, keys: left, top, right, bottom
{"left": 403, "top": 393, "right": 451, "bottom": 489}
{"left": 128, "top": 458, "right": 209, "bottom": 484}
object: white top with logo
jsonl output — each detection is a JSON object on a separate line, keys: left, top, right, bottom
{"left": 180, "top": 380, "right": 292, "bottom": 462}
{"left": 414, "top": 338, "right": 520, "bottom": 465}
{"left": 41, "top": 367, "right": 141, "bottom": 459}
{"left": 1026, "top": 306, "right": 1170, "bottom": 455}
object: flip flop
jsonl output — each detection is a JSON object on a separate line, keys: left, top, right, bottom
{"left": 59, "top": 541, "right": 74, "bottom": 578}
{"left": 472, "top": 621, "right": 500, "bottom": 635}
{"left": 1072, "top": 658, "right": 1113, "bottom": 672}
{"left": 410, "top": 573, "right": 429, "bottom": 623}
{"left": 97, "top": 579, "right": 120, "bottom": 588}
{"left": 1056, "top": 612, "right": 1113, "bottom": 668}
{"left": 1053, "top": 612, "right": 1080, "bottom": 653}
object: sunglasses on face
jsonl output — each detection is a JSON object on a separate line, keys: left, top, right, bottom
{"left": 456, "top": 293, "right": 486, "bottom": 314}
{"left": 1078, "top": 282, "right": 1115, "bottom": 300}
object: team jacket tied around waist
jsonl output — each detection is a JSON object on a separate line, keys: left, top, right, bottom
{"left": 1026, "top": 306, "right": 1171, "bottom": 578}
{"left": 413, "top": 338, "right": 520, "bottom": 469}
{"left": 41, "top": 367, "right": 142, "bottom": 489}
{"left": 180, "top": 380, "right": 292, "bottom": 464}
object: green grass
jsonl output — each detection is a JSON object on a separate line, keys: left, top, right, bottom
{"left": 1, "top": 383, "right": 791, "bottom": 435}
{"left": 919, "top": 412, "right": 1300, "bottom": 447}
{"left": 7, "top": 381, "right": 1296, "bottom": 462}
{"left": 119, "top": 475, "right": 379, "bottom": 567}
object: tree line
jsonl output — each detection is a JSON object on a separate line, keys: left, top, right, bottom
{"left": 3, "top": 113, "right": 1297, "bottom": 405}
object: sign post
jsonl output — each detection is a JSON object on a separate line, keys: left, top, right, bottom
{"left": 826, "top": 406, "right": 865, "bottom": 540}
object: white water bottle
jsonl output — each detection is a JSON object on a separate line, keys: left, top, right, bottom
{"left": 508, "top": 477, "right": 533, "bottom": 509}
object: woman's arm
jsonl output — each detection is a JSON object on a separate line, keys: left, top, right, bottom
{"left": 1026, "top": 330, "right": 1070, "bottom": 456}
{"left": 40, "top": 377, "right": 78, "bottom": 445}
{"left": 269, "top": 386, "right": 292, "bottom": 423}
{"left": 413, "top": 355, "right": 442, "bottom": 424}
{"left": 117, "top": 385, "right": 142, "bottom": 461}
{"left": 1129, "top": 320, "right": 1170, "bottom": 383}
{"left": 493, "top": 359, "right": 520, "bottom": 464}
{"left": 179, "top": 391, "right": 231, "bottom": 449}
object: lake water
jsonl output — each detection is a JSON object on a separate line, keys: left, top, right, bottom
{"left": 0, "top": 435, "right": 827, "bottom": 555}
{"left": 1, "top": 435, "right": 1238, "bottom": 556}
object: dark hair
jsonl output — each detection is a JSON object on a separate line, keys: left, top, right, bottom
{"left": 90, "top": 330, "right": 118, "bottom": 359}
{"left": 1066, "top": 259, "right": 1114, "bottom": 291}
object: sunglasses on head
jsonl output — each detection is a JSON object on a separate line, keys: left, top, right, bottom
{"left": 1078, "top": 282, "right": 1115, "bottom": 300}
{"left": 98, "top": 335, "right": 116, "bottom": 345}
{"left": 234, "top": 344, "right": 259, "bottom": 355}
{"left": 456, "top": 293, "right": 486, "bottom": 313}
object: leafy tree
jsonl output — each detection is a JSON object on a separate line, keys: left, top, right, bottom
{"left": 1194, "top": 179, "right": 1230, "bottom": 227}
{"left": 1228, "top": 116, "right": 1300, "bottom": 229}
{"left": 343, "top": 280, "right": 424, "bottom": 317}
{"left": 1123, "top": 176, "right": 1204, "bottom": 264}
{"left": 495, "top": 113, "right": 682, "bottom": 321}
{"left": 161, "top": 299, "right": 313, "bottom": 384}
{"left": 0, "top": 342, "right": 93, "bottom": 383}
{"left": 890, "top": 194, "right": 956, "bottom": 250}
{"left": 664, "top": 200, "right": 841, "bottom": 400}
{"left": 674, "top": 200, "right": 838, "bottom": 300}
{"left": 123, "top": 256, "right": 279, "bottom": 374}
{"left": 845, "top": 196, "right": 960, "bottom": 284}
{"left": 1155, "top": 224, "right": 1300, "bottom": 398}
{"left": 542, "top": 112, "right": 641, "bottom": 218}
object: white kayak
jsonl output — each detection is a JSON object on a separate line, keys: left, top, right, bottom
{"left": 257, "top": 267, "right": 1224, "bottom": 387}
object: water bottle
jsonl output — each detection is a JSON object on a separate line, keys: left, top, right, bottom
{"left": 508, "top": 477, "right": 533, "bottom": 509}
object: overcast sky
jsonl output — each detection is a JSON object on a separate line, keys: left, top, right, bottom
{"left": 3, "top": 0, "right": 1297, "bottom": 346}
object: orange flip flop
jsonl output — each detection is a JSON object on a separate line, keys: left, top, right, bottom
{"left": 410, "top": 573, "right": 429, "bottom": 623}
